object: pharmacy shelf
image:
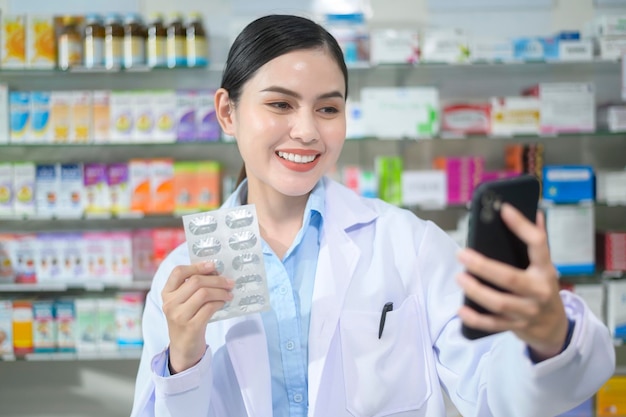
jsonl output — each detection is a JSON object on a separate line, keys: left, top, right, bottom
{"left": 0, "top": 281, "right": 151, "bottom": 293}
{"left": 0, "top": 349, "right": 142, "bottom": 362}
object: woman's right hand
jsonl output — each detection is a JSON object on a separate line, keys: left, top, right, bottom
{"left": 161, "top": 261, "right": 235, "bottom": 374}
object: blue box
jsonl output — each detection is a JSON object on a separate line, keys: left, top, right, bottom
{"left": 513, "top": 37, "right": 559, "bottom": 61}
{"left": 543, "top": 165, "right": 595, "bottom": 203}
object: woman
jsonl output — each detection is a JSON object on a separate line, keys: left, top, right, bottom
{"left": 131, "top": 14, "right": 615, "bottom": 417}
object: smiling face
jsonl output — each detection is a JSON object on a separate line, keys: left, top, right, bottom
{"left": 220, "top": 47, "right": 347, "bottom": 200}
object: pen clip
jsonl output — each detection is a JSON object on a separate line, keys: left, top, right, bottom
{"left": 378, "top": 301, "right": 393, "bottom": 339}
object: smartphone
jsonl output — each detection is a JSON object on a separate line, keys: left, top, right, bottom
{"left": 461, "top": 175, "right": 540, "bottom": 340}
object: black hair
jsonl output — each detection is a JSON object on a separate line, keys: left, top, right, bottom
{"left": 222, "top": 14, "right": 349, "bottom": 187}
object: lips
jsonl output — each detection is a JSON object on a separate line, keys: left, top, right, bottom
{"left": 275, "top": 150, "right": 321, "bottom": 172}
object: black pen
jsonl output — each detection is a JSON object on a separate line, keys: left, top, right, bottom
{"left": 378, "top": 302, "right": 393, "bottom": 339}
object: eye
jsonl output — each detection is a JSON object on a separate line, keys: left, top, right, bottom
{"left": 269, "top": 102, "right": 292, "bottom": 110}
{"left": 319, "top": 106, "right": 339, "bottom": 114}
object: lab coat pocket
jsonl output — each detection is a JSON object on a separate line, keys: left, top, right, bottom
{"left": 339, "top": 295, "right": 432, "bottom": 417}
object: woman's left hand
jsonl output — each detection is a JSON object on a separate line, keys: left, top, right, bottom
{"left": 456, "top": 202, "right": 569, "bottom": 361}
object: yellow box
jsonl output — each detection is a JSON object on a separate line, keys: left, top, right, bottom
{"left": 12, "top": 299, "right": 33, "bottom": 356}
{"left": 1, "top": 14, "right": 26, "bottom": 68}
{"left": 71, "top": 91, "right": 93, "bottom": 143}
{"left": 597, "top": 375, "right": 626, "bottom": 416}
{"left": 26, "top": 15, "right": 55, "bottom": 69}
{"left": 50, "top": 91, "right": 72, "bottom": 143}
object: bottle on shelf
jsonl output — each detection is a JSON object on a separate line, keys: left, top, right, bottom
{"left": 166, "top": 12, "right": 187, "bottom": 68}
{"left": 186, "top": 12, "right": 208, "bottom": 68}
{"left": 57, "top": 16, "right": 83, "bottom": 70}
{"left": 104, "top": 13, "right": 124, "bottom": 70}
{"left": 146, "top": 12, "right": 167, "bottom": 68}
{"left": 123, "top": 13, "right": 147, "bottom": 69}
{"left": 83, "top": 14, "right": 105, "bottom": 69}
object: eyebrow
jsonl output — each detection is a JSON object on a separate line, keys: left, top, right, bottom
{"left": 260, "top": 86, "right": 344, "bottom": 100}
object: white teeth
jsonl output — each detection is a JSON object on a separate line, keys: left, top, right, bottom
{"left": 277, "top": 151, "right": 316, "bottom": 164}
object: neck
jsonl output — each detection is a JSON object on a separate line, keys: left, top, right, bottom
{"left": 245, "top": 179, "right": 311, "bottom": 258}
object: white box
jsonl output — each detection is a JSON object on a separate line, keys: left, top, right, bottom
{"left": 470, "top": 37, "right": 514, "bottom": 63}
{"left": 595, "top": 15, "right": 626, "bottom": 36}
{"left": 133, "top": 91, "right": 153, "bottom": 143}
{"left": 57, "top": 163, "right": 84, "bottom": 218}
{"left": 0, "top": 163, "right": 13, "bottom": 216}
{"left": 70, "top": 91, "right": 93, "bottom": 143}
{"left": 573, "top": 283, "right": 605, "bottom": 323}
{"left": 0, "top": 300, "right": 13, "bottom": 356}
{"left": 607, "top": 279, "right": 626, "bottom": 341}
{"left": 36, "top": 233, "right": 63, "bottom": 283}
{"left": 362, "top": 87, "right": 440, "bottom": 139}
{"left": 421, "top": 29, "right": 469, "bottom": 63}
{"left": 1, "top": 14, "right": 26, "bottom": 69}
{"left": 597, "top": 36, "right": 626, "bottom": 60}
{"left": 26, "top": 15, "right": 55, "bottom": 69}
{"left": 598, "top": 105, "right": 626, "bottom": 132}
{"left": 370, "top": 29, "right": 419, "bottom": 65}
{"left": 109, "top": 91, "right": 134, "bottom": 143}
{"left": 401, "top": 170, "right": 447, "bottom": 208}
{"left": 558, "top": 40, "right": 593, "bottom": 61}
{"left": 490, "top": 96, "right": 540, "bottom": 136}
{"left": 96, "top": 298, "right": 117, "bottom": 352}
{"left": 92, "top": 90, "right": 110, "bottom": 143}
{"left": 74, "top": 298, "right": 99, "bottom": 354}
{"left": 346, "top": 99, "right": 366, "bottom": 139}
{"left": 537, "top": 83, "right": 595, "bottom": 134}
{"left": 153, "top": 90, "right": 177, "bottom": 142}
{"left": 107, "top": 232, "right": 133, "bottom": 283}
{"left": 59, "top": 233, "right": 86, "bottom": 282}
{"left": 34, "top": 163, "right": 59, "bottom": 218}
{"left": 596, "top": 170, "right": 626, "bottom": 205}
{"left": 115, "top": 292, "right": 144, "bottom": 349}
{"left": 12, "top": 162, "right": 36, "bottom": 216}
{"left": 545, "top": 203, "right": 595, "bottom": 276}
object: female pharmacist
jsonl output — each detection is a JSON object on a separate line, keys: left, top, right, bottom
{"left": 131, "top": 14, "right": 615, "bottom": 417}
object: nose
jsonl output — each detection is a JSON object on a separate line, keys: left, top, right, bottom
{"left": 290, "top": 109, "right": 319, "bottom": 143}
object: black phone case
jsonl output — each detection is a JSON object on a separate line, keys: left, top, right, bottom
{"left": 461, "top": 175, "right": 540, "bottom": 340}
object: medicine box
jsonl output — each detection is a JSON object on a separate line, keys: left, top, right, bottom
{"left": 362, "top": 87, "right": 439, "bottom": 139}
{"left": 1, "top": 14, "right": 26, "bottom": 68}
{"left": 149, "top": 158, "right": 174, "bottom": 214}
{"left": 0, "top": 300, "right": 13, "bottom": 355}
{"left": 12, "top": 299, "right": 34, "bottom": 355}
{"left": 71, "top": 91, "right": 92, "bottom": 143}
{"left": 543, "top": 165, "right": 594, "bottom": 203}
{"left": 116, "top": 292, "right": 144, "bottom": 349}
{"left": 26, "top": 15, "right": 55, "bottom": 69}
{"left": 153, "top": 90, "right": 177, "bottom": 143}
{"left": 441, "top": 103, "right": 491, "bottom": 136}
{"left": 469, "top": 37, "right": 514, "bottom": 63}
{"left": 12, "top": 162, "right": 36, "bottom": 216}
{"left": 369, "top": 29, "right": 419, "bottom": 64}
{"left": 36, "top": 233, "right": 63, "bottom": 282}
{"left": 129, "top": 159, "right": 151, "bottom": 214}
{"left": 596, "top": 171, "right": 626, "bottom": 206}
{"left": 421, "top": 29, "right": 469, "bottom": 63}
{"left": 55, "top": 299, "right": 76, "bottom": 352}
{"left": 83, "top": 163, "right": 110, "bottom": 214}
{"left": 96, "top": 297, "right": 117, "bottom": 352}
{"left": 30, "top": 91, "right": 51, "bottom": 143}
{"left": 107, "top": 231, "right": 132, "bottom": 283}
{"left": 0, "top": 84, "right": 8, "bottom": 143}
{"left": 597, "top": 231, "right": 626, "bottom": 273}
{"left": 50, "top": 91, "right": 72, "bottom": 143}
{"left": 58, "top": 163, "right": 84, "bottom": 218}
{"left": 545, "top": 203, "right": 595, "bottom": 276}
{"left": 490, "top": 96, "right": 540, "bottom": 136}
{"left": 33, "top": 300, "right": 56, "bottom": 352}
{"left": 107, "top": 162, "right": 131, "bottom": 215}
{"left": 109, "top": 91, "right": 134, "bottom": 143}
{"left": 74, "top": 298, "right": 98, "bottom": 354}
{"left": 196, "top": 161, "right": 221, "bottom": 210}
{"left": 35, "top": 163, "right": 59, "bottom": 218}
{"left": 9, "top": 91, "right": 30, "bottom": 143}
{"left": 92, "top": 90, "right": 110, "bottom": 143}
{"left": 596, "top": 376, "right": 626, "bottom": 416}
{"left": 195, "top": 89, "right": 219, "bottom": 141}
{"left": 0, "top": 234, "right": 15, "bottom": 283}
{"left": 525, "top": 83, "right": 595, "bottom": 134}
{"left": 0, "top": 163, "right": 13, "bottom": 216}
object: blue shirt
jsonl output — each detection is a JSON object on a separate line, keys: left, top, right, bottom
{"left": 235, "top": 180, "right": 324, "bottom": 417}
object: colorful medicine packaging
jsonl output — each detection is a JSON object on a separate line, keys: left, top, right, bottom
{"left": 543, "top": 165, "right": 594, "bottom": 203}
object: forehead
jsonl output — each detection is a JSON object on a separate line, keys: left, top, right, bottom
{"left": 247, "top": 48, "right": 345, "bottom": 89}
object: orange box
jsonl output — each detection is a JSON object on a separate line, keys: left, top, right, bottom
{"left": 196, "top": 161, "right": 221, "bottom": 210}
{"left": 149, "top": 158, "right": 174, "bottom": 214}
{"left": 26, "top": 15, "right": 55, "bottom": 69}
{"left": 12, "top": 299, "right": 34, "bottom": 356}
{"left": 129, "top": 159, "right": 151, "bottom": 214}
{"left": 1, "top": 14, "right": 26, "bottom": 68}
{"left": 597, "top": 376, "right": 626, "bottom": 416}
{"left": 173, "top": 161, "right": 198, "bottom": 214}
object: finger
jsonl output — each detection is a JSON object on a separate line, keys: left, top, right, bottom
{"left": 190, "top": 299, "right": 229, "bottom": 327}
{"left": 163, "top": 261, "right": 219, "bottom": 293}
{"left": 169, "top": 287, "right": 234, "bottom": 323}
{"left": 457, "top": 249, "right": 537, "bottom": 297}
{"left": 458, "top": 304, "right": 524, "bottom": 335}
{"left": 457, "top": 272, "right": 538, "bottom": 318}
{"left": 168, "top": 274, "right": 235, "bottom": 306}
{"left": 500, "top": 203, "right": 552, "bottom": 267}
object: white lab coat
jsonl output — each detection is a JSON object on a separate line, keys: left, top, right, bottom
{"left": 131, "top": 177, "right": 615, "bottom": 417}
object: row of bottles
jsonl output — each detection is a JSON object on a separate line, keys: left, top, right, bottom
{"left": 57, "top": 12, "right": 208, "bottom": 70}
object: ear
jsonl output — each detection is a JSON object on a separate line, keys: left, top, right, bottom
{"left": 215, "top": 88, "right": 236, "bottom": 136}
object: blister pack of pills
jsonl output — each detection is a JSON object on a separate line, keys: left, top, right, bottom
{"left": 182, "top": 204, "right": 270, "bottom": 322}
